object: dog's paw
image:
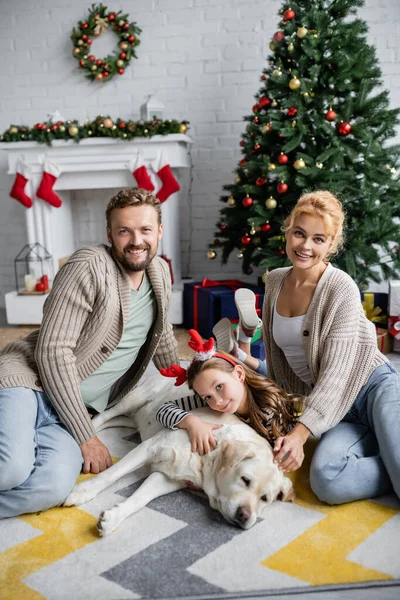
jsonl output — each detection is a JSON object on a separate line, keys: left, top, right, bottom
{"left": 63, "top": 483, "right": 96, "bottom": 507}
{"left": 96, "top": 505, "right": 122, "bottom": 537}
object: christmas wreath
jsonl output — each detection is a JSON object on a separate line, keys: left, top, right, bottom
{"left": 71, "top": 3, "right": 141, "bottom": 82}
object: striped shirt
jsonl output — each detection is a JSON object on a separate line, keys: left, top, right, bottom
{"left": 156, "top": 394, "right": 206, "bottom": 429}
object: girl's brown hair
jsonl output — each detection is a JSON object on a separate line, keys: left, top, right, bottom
{"left": 282, "top": 190, "right": 346, "bottom": 260}
{"left": 187, "top": 354, "right": 303, "bottom": 442}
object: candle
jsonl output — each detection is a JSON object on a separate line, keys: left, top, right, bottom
{"left": 24, "top": 274, "right": 36, "bottom": 292}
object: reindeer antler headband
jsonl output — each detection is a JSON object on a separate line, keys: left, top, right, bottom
{"left": 160, "top": 329, "right": 237, "bottom": 386}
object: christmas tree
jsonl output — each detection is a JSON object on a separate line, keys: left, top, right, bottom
{"left": 208, "top": 0, "right": 400, "bottom": 288}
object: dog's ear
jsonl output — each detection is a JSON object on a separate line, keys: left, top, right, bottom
{"left": 216, "top": 440, "right": 256, "bottom": 472}
{"left": 276, "top": 476, "right": 296, "bottom": 502}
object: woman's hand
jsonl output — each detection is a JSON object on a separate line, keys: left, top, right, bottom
{"left": 79, "top": 435, "right": 113, "bottom": 474}
{"left": 273, "top": 423, "right": 310, "bottom": 472}
{"left": 179, "top": 414, "right": 222, "bottom": 455}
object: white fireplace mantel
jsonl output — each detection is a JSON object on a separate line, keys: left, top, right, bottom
{"left": 2, "top": 134, "right": 193, "bottom": 325}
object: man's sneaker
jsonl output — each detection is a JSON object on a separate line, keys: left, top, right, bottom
{"left": 234, "top": 288, "right": 262, "bottom": 337}
{"left": 212, "top": 318, "right": 238, "bottom": 356}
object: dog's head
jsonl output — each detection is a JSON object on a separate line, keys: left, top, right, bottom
{"left": 204, "top": 439, "right": 295, "bottom": 529}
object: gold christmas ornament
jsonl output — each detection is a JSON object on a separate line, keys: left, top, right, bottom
{"left": 116, "top": 59, "right": 124, "bottom": 67}
{"left": 269, "top": 163, "right": 276, "bottom": 170}
{"left": 59, "top": 125, "right": 66, "bottom": 132}
{"left": 91, "top": 65, "right": 97, "bottom": 71}
{"left": 265, "top": 197, "right": 277, "bottom": 209}
{"left": 269, "top": 42, "right": 276, "bottom": 51}
{"left": 288, "top": 43, "right": 294, "bottom": 52}
{"left": 271, "top": 99, "right": 278, "bottom": 107}
{"left": 72, "top": 47, "right": 81, "bottom": 56}
{"left": 227, "top": 196, "right": 236, "bottom": 207}
{"left": 250, "top": 226, "right": 256, "bottom": 235}
{"left": 103, "top": 118, "right": 114, "bottom": 128}
{"left": 289, "top": 77, "right": 301, "bottom": 90}
{"left": 95, "top": 73, "right": 104, "bottom": 81}
{"left": 262, "top": 269, "right": 269, "bottom": 283}
{"left": 291, "top": 120, "right": 297, "bottom": 128}
{"left": 88, "top": 130, "right": 93, "bottom": 135}
{"left": 296, "top": 26, "right": 308, "bottom": 38}
{"left": 120, "top": 41, "right": 129, "bottom": 50}
{"left": 294, "top": 158, "right": 306, "bottom": 169}
{"left": 302, "top": 92, "right": 309, "bottom": 97}
{"left": 77, "top": 39, "right": 84, "bottom": 46}
{"left": 316, "top": 162, "right": 323, "bottom": 169}
{"left": 8, "top": 126, "right": 18, "bottom": 134}
{"left": 207, "top": 249, "right": 217, "bottom": 260}
{"left": 272, "top": 69, "right": 282, "bottom": 77}
{"left": 261, "top": 124, "right": 270, "bottom": 134}
{"left": 179, "top": 123, "right": 188, "bottom": 134}
{"left": 237, "top": 251, "right": 244, "bottom": 259}
{"left": 68, "top": 125, "right": 79, "bottom": 137}
{"left": 235, "top": 176, "right": 241, "bottom": 184}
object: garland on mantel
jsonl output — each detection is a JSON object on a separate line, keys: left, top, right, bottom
{"left": 0, "top": 116, "right": 189, "bottom": 146}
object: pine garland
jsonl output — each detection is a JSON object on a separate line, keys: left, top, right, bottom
{"left": 0, "top": 116, "right": 189, "bottom": 146}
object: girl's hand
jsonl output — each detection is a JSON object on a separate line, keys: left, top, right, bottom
{"left": 273, "top": 423, "right": 310, "bottom": 472}
{"left": 179, "top": 415, "right": 222, "bottom": 455}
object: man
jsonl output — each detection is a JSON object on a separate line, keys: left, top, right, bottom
{"left": 0, "top": 188, "right": 179, "bottom": 518}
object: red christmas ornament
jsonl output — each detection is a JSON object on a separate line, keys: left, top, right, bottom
{"left": 254, "top": 143, "right": 261, "bottom": 150}
{"left": 79, "top": 60, "right": 86, "bottom": 67}
{"left": 256, "top": 177, "right": 267, "bottom": 186}
{"left": 242, "top": 196, "right": 253, "bottom": 208}
{"left": 277, "top": 153, "right": 289, "bottom": 165}
{"left": 50, "top": 124, "right": 58, "bottom": 131}
{"left": 82, "top": 34, "right": 88, "bottom": 41}
{"left": 103, "top": 71, "right": 109, "bottom": 78}
{"left": 118, "top": 68, "right": 125, "bottom": 75}
{"left": 283, "top": 8, "right": 295, "bottom": 20}
{"left": 87, "top": 38, "right": 92, "bottom": 44}
{"left": 96, "top": 59, "right": 103, "bottom": 66}
{"left": 287, "top": 107, "right": 297, "bottom": 117}
{"left": 220, "top": 223, "right": 227, "bottom": 230}
{"left": 279, "top": 248, "right": 286, "bottom": 255}
{"left": 325, "top": 109, "right": 337, "bottom": 121}
{"left": 260, "top": 75, "right": 266, "bottom": 81}
{"left": 108, "top": 13, "right": 116, "bottom": 21}
{"left": 241, "top": 235, "right": 252, "bottom": 245}
{"left": 277, "top": 182, "right": 288, "bottom": 194}
{"left": 261, "top": 223, "right": 271, "bottom": 232}
{"left": 337, "top": 121, "right": 352, "bottom": 136}
{"left": 123, "top": 23, "right": 130, "bottom": 30}
{"left": 240, "top": 140, "right": 245, "bottom": 147}
{"left": 118, "top": 121, "right": 126, "bottom": 129}
{"left": 273, "top": 31, "right": 285, "bottom": 42}
{"left": 128, "top": 35, "right": 135, "bottom": 41}
{"left": 40, "top": 124, "right": 47, "bottom": 130}
{"left": 258, "top": 96, "right": 271, "bottom": 109}
{"left": 89, "top": 55, "right": 95, "bottom": 62}
{"left": 252, "top": 104, "right": 260, "bottom": 113}
{"left": 240, "top": 158, "right": 246, "bottom": 167}
{"left": 81, "top": 22, "right": 89, "bottom": 29}
{"left": 119, "top": 52, "right": 127, "bottom": 59}
{"left": 253, "top": 117, "right": 259, "bottom": 124}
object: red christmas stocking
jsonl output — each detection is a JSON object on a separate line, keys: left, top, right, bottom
{"left": 128, "top": 152, "right": 154, "bottom": 191}
{"left": 10, "top": 159, "right": 33, "bottom": 208}
{"left": 155, "top": 151, "right": 180, "bottom": 203}
{"left": 36, "top": 159, "right": 62, "bottom": 208}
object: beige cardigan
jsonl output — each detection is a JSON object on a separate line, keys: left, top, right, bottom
{"left": 0, "top": 245, "right": 179, "bottom": 444}
{"left": 262, "top": 264, "right": 387, "bottom": 437}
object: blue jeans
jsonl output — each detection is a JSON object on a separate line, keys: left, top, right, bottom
{"left": 309, "top": 363, "right": 400, "bottom": 504}
{"left": 0, "top": 387, "right": 83, "bottom": 518}
{"left": 255, "top": 359, "right": 268, "bottom": 377}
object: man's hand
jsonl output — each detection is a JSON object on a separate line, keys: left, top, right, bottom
{"left": 273, "top": 423, "right": 311, "bottom": 473}
{"left": 79, "top": 436, "right": 113, "bottom": 474}
{"left": 178, "top": 414, "right": 222, "bottom": 456}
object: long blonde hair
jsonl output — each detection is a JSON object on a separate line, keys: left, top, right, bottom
{"left": 282, "top": 190, "right": 345, "bottom": 260}
{"left": 187, "top": 354, "right": 304, "bottom": 442}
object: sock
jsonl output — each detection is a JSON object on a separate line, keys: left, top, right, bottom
{"left": 10, "top": 159, "right": 33, "bottom": 208}
{"left": 36, "top": 159, "right": 62, "bottom": 208}
{"left": 155, "top": 150, "right": 180, "bottom": 203}
{"left": 128, "top": 152, "right": 154, "bottom": 190}
{"left": 238, "top": 329, "right": 252, "bottom": 343}
{"left": 237, "top": 348, "right": 248, "bottom": 362}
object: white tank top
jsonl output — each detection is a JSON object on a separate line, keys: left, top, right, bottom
{"left": 272, "top": 297, "right": 313, "bottom": 386}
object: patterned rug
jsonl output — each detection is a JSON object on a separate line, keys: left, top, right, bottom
{"left": 1, "top": 423, "right": 399, "bottom": 600}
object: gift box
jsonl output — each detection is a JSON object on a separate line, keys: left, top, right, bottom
{"left": 183, "top": 279, "right": 264, "bottom": 339}
{"left": 389, "top": 280, "right": 400, "bottom": 316}
{"left": 388, "top": 315, "right": 400, "bottom": 353}
{"left": 361, "top": 292, "right": 388, "bottom": 327}
{"left": 250, "top": 338, "right": 265, "bottom": 361}
{"left": 376, "top": 328, "right": 393, "bottom": 354}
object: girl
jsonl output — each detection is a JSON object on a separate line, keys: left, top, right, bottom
{"left": 156, "top": 330, "right": 303, "bottom": 456}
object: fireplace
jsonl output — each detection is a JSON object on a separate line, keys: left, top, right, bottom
{"left": 2, "top": 134, "right": 192, "bottom": 324}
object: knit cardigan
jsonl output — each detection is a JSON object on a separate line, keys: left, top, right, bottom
{"left": 262, "top": 263, "right": 388, "bottom": 437}
{"left": 0, "top": 245, "right": 179, "bottom": 444}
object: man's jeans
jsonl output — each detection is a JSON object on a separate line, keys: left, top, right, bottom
{"left": 310, "top": 363, "right": 400, "bottom": 504}
{"left": 0, "top": 387, "right": 83, "bottom": 518}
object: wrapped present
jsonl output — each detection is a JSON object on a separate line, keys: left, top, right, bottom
{"left": 361, "top": 292, "right": 388, "bottom": 327}
{"left": 250, "top": 339, "right": 265, "bottom": 361}
{"left": 389, "top": 280, "right": 400, "bottom": 316}
{"left": 388, "top": 315, "right": 400, "bottom": 353}
{"left": 183, "top": 279, "right": 264, "bottom": 339}
{"left": 376, "top": 328, "right": 393, "bottom": 354}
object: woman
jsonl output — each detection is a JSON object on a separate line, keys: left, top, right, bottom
{"left": 256, "top": 190, "right": 400, "bottom": 504}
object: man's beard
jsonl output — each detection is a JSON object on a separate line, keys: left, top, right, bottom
{"left": 112, "top": 242, "right": 158, "bottom": 272}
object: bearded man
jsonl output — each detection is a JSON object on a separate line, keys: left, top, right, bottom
{"left": 0, "top": 188, "right": 179, "bottom": 518}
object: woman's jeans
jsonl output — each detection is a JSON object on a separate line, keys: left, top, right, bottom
{"left": 309, "top": 363, "right": 400, "bottom": 504}
{"left": 0, "top": 387, "right": 83, "bottom": 518}
{"left": 255, "top": 359, "right": 268, "bottom": 377}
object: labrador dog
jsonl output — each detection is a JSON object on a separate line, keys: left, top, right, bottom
{"left": 64, "top": 375, "right": 295, "bottom": 536}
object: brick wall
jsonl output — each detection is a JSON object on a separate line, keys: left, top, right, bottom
{"left": 0, "top": 0, "right": 399, "bottom": 306}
